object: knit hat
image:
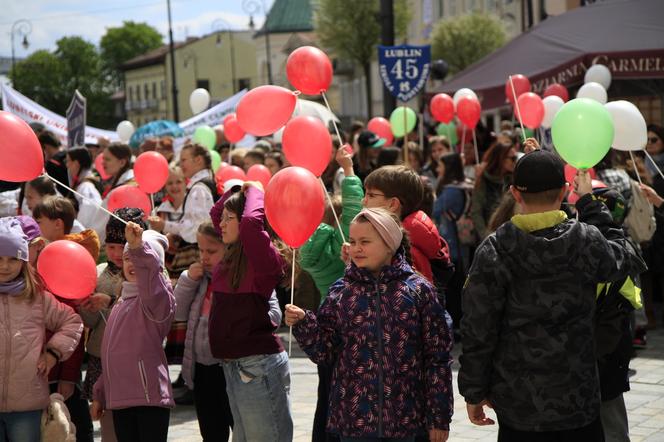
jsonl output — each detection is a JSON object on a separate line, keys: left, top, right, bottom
{"left": 105, "top": 208, "right": 147, "bottom": 244}
{"left": 513, "top": 150, "right": 566, "bottom": 193}
{"left": 0, "top": 218, "right": 29, "bottom": 261}
{"left": 124, "top": 230, "right": 169, "bottom": 267}
{"left": 14, "top": 216, "right": 41, "bottom": 242}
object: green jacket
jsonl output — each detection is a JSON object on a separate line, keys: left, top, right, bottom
{"left": 299, "top": 175, "right": 364, "bottom": 302}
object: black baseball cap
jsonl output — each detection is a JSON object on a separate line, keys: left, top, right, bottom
{"left": 513, "top": 150, "right": 566, "bottom": 193}
{"left": 357, "top": 130, "right": 386, "bottom": 149}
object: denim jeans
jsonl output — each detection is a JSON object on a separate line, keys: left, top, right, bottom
{"left": 222, "top": 351, "right": 293, "bottom": 442}
{"left": 0, "top": 410, "right": 42, "bottom": 442}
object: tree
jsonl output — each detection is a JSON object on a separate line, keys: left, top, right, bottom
{"left": 10, "top": 50, "right": 65, "bottom": 112}
{"left": 431, "top": 13, "right": 507, "bottom": 76}
{"left": 314, "top": 0, "right": 409, "bottom": 117}
{"left": 100, "top": 21, "right": 163, "bottom": 90}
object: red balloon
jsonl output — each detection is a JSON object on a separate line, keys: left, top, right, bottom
{"left": 543, "top": 83, "right": 569, "bottom": 102}
{"left": 564, "top": 164, "right": 597, "bottom": 185}
{"left": 505, "top": 74, "right": 531, "bottom": 104}
{"left": 282, "top": 116, "right": 332, "bottom": 177}
{"left": 223, "top": 113, "right": 246, "bottom": 144}
{"left": 430, "top": 93, "right": 455, "bottom": 123}
{"left": 456, "top": 97, "right": 481, "bottom": 129}
{"left": 107, "top": 185, "right": 151, "bottom": 217}
{"left": 286, "top": 46, "right": 333, "bottom": 95}
{"left": 134, "top": 151, "right": 169, "bottom": 194}
{"left": 37, "top": 240, "right": 97, "bottom": 299}
{"left": 0, "top": 111, "right": 44, "bottom": 182}
{"left": 515, "top": 92, "right": 545, "bottom": 129}
{"left": 215, "top": 165, "right": 246, "bottom": 188}
{"left": 246, "top": 164, "right": 272, "bottom": 188}
{"left": 456, "top": 124, "right": 473, "bottom": 147}
{"left": 367, "top": 117, "right": 394, "bottom": 146}
{"left": 95, "top": 153, "right": 110, "bottom": 180}
{"left": 237, "top": 86, "right": 297, "bottom": 136}
{"left": 265, "top": 167, "right": 325, "bottom": 248}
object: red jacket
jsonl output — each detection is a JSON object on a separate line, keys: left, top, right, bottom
{"left": 47, "top": 297, "right": 85, "bottom": 384}
{"left": 403, "top": 210, "right": 451, "bottom": 283}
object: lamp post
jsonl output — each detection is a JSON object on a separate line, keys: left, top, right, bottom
{"left": 212, "top": 18, "right": 237, "bottom": 94}
{"left": 166, "top": 0, "right": 180, "bottom": 122}
{"left": 242, "top": 0, "right": 273, "bottom": 84}
{"left": 10, "top": 19, "right": 32, "bottom": 80}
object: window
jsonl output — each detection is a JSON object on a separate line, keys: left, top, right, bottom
{"left": 237, "top": 78, "right": 250, "bottom": 91}
{"left": 136, "top": 85, "right": 141, "bottom": 101}
{"left": 152, "top": 82, "right": 157, "bottom": 101}
{"left": 144, "top": 83, "right": 150, "bottom": 100}
{"left": 196, "top": 79, "right": 210, "bottom": 90}
{"left": 128, "top": 86, "right": 133, "bottom": 101}
{"left": 161, "top": 81, "right": 166, "bottom": 99}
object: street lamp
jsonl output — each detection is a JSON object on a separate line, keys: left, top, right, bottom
{"left": 211, "top": 18, "right": 237, "bottom": 94}
{"left": 10, "top": 19, "right": 32, "bottom": 79}
{"left": 242, "top": 0, "right": 273, "bottom": 84}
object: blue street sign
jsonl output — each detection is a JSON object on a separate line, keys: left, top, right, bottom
{"left": 378, "top": 44, "right": 431, "bottom": 102}
{"left": 66, "top": 90, "right": 86, "bottom": 149}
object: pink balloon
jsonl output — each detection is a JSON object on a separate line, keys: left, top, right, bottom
{"left": 286, "top": 46, "right": 333, "bottom": 95}
{"left": 95, "top": 153, "right": 110, "bottom": 180}
{"left": 237, "top": 86, "right": 297, "bottom": 136}
{"left": 543, "top": 83, "right": 569, "bottom": 102}
{"left": 564, "top": 164, "right": 597, "bottom": 185}
{"left": 134, "top": 151, "right": 169, "bottom": 194}
{"left": 0, "top": 111, "right": 44, "bottom": 182}
{"left": 430, "top": 94, "right": 455, "bottom": 123}
{"left": 37, "top": 240, "right": 97, "bottom": 299}
{"left": 456, "top": 97, "right": 481, "bottom": 129}
{"left": 223, "top": 113, "right": 246, "bottom": 144}
{"left": 247, "top": 164, "right": 272, "bottom": 188}
{"left": 505, "top": 74, "right": 531, "bottom": 104}
{"left": 515, "top": 92, "right": 545, "bottom": 129}
{"left": 282, "top": 116, "right": 332, "bottom": 177}
{"left": 265, "top": 167, "right": 325, "bottom": 248}
{"left": 107, "top": 185, "right": 151, "bottom": 217}
{"left": 367, "top": 117, "right": 394, "bottom": 146}
{"left": 215, "top": 165, "right": 246, "bottom": 188}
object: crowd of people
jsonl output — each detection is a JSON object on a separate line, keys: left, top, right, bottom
{"left": 0, "top": 116, "right": 663, "bottom": 442}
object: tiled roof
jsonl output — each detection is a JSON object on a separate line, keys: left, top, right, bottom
{"left": 255, "top": 0, "right": 313, "bottom": 36}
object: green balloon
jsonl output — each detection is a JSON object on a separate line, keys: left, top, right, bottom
{"left": 436, "top": 122, "right": 458, "bottom": 146}
{"left": 551, "top": 98, "right": 614, "bottom": 169}
{"left": 193, "top": 125, "right": 217, "bottom": 150}
{"left": 210, "top": 150, "right": 221, "bottom": 172}
{"left": 389, "top": 106, "right": 417, "bottom": 138}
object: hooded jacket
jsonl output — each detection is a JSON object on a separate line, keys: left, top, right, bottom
{"left": 459, "top": 194, "right": 647, "bottom": 432}
{"left": 293, "top": 252, "right": 453, "bottom": 438}
{"left": 402, "top": 210, "right": 451, "bottom": 283}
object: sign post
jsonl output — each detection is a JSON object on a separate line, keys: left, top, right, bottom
{"left": 66, "top": 90, "right": 86, "bottom": 149}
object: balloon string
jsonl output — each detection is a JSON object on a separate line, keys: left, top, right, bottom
{"left": 150, "top": 193, "right": 156, "bottom": 216}
{"left": 288, "top": 247, "right": 296, "bottom": 357}
{"left": 402, "top": 103, "right": 409, "bottom": 168}
{"left": 460, "top": 123, "right": 466, "bottom": 154}
{"left": 44, "top": 174, "right": 128, "bottom": 225}
{"left": 509, "top": 75, "right": 527, "bottom": 142}
{"left": 472, "top": 129, "right": 480, "bottom": 166}
{"left": 319, "top": 178, "right": 346, "bottom": 243}
{"left": 629, "top": 151, "right": 643, "bottom": 185}
{"left": 321, "top": 92, "right": 344, "bottom": 145}
{"left": 644, "top": 150, "right": 664, "bottom": 180}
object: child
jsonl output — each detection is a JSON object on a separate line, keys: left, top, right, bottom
{"left": 66, "top": 147, "right": 105, "bottom": 239}
{"left": 459, "top": 151, "right": 646, "bottom": 441}
{"left": 174, "top": 222, "right": 283, "bottom": 441}
{"left": 156, "top": 166, "right": 187, "bottom": 278}
{"left": 90, "top": 222, "right": 175, "bottom": 442}
{"left": 286, "top": 208, "right": 454, "bottom": 442}
{"left": 32, "top": 196, "right": 90, "bottom": 242}
{"left": 21, "top": 176, "right": 57, "bottom": 216}
{"left": 208, "top": 181, "right": 293, "bottom": 441}
{"left": 242, "top": 149, "right": 265, "bottom": 172}
{"left": 0, "top": 218, "right": 83, "bottom": 441}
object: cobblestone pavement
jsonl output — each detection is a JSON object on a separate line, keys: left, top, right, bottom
{"left": 93, "top": 329, "right": 664, "bottom": 441}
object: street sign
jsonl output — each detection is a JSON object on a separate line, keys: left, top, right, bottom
{"left": 378, "top": 44, "right": 431, "bottom": 102}
{"left": 66, "top": 90, "right": 86, "bottom": 148}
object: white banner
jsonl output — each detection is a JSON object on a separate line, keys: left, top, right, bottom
{"left": 179, "top": 89, "right": 247, "bottom": 137}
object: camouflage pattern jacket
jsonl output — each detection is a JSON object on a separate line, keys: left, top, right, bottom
{"left": 459, "top": 194, "right": 646, "bottom": 432}
{"left": 293, "top": 251, "right": 454, "bottom": 438}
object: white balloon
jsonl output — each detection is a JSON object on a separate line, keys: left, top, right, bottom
{"left": 453, "top": 88, "right": 478, "bottom": 108}
{"left": 116, "top": 120, "right": 135, "bottom": 143}
{"left": 584, "top": 64, "right": 612, "bottom": 90}
{"left": 541, "top": 95, "right": 564, "bottom": 129}
{"left": 189, "top": 88, "right": 210, "bottom": 115}
{"left": 605, "top": 100, "right": 647, "bottom": 151}
{"left": 576, "top": 82, "right": 607, "bottom": 104}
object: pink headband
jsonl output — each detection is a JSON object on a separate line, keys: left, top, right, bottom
{"left": 354, "top": 208, "right": 403, "bottom": 252}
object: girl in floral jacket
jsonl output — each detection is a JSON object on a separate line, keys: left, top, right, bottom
{"left": 286, "top": 208, "right": 454, "bottom": 442}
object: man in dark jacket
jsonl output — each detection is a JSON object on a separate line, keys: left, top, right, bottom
{"left": 459, "top": 150, "right": 646, "bottom": 441}
{"left": 39, "top": 130, "right": 71, "bottom": 197}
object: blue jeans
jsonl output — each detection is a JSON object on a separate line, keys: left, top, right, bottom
{"left": 340, "top": 438, "right": 415, "bottom": 442}
{"left": 0, "top": 410, "right": 41, "bottom": 442}
{"left": 222, "top": 351, "right": 293, "bottom": 442}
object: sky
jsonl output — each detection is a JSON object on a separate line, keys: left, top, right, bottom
{"left": 0, "top": 0, "right": 275, "bottom": 59}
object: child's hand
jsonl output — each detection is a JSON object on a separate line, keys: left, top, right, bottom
{"left": 523, "top": 137, "right": 539, "bottom": 153}
{"left": 466, "top": 399, "right": 495, "bottom": 426}
{"left": 335, "top": 144, "right": 354, "bottom": 176}
{"left": 340, "top": 242, "right": 351, "bottom": 265}
{"left": 242, "top": 181, "right": 264, "bottom": 193}
{"left": 90, "top": 400, "right": 104, "bottom": 421}
{"left": 57, "top": 381, "right": 75, "bottom": 401}
{"left": 285, "top": 304, "right": 305, "bottom": 326}
{"left": 148, "top": 216, "right": 165, "bottom": 232}
{"left": 80, "top": 293, "right": 112, "bottom": 313}
{"left": 639, "top": 183, "right": 664, "bottom": 208}
{"left": 125, "top": 222, "right": 144, "bottom": 249}
{"left": 37, "top": 352, "right": 57, "bottom": 378}
{"left": 574, "top": 169, "right": 592, "bottom": 197}
{"left": 429, "top": 429, "right": 449, "bottom": 442}
{"left": 188, "top": 262, "right": 205, "bottom": 281}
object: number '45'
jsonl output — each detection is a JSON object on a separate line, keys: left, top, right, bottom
{"left": 390, "top": 59, "right": 419, "bottom": 80}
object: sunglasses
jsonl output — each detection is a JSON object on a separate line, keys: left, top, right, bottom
{"left": 649, "top": 137, "right": 660, "bottom": 144}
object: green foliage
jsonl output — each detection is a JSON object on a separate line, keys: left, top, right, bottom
{"left": 431, "top": 12, "right": 506, "bottom": 76}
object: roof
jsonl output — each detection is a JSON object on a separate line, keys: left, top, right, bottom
{"left": 255, "top": 0, "right": 313, "bottom": 36}
{"left": 439, "top": 0, "right": 664, "bottom": 110}
{"left": 121, "top": 39, "right": 195, "bottom": 70}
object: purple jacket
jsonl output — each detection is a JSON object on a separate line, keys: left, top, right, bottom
{"left": 208, "top": 186, "right": 285, "bottom": 359}
{"left": 293, "top": 252, "right": 454, "bottom": 438}
{"left": 93, "top": 243, "right": 175, "bottom": 409}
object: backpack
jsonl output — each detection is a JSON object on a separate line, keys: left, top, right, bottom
{"left": 446, "top": 182, "right": 478, "bottom": 246}
{"left": 624, "top": 179, "right": 656, "bottom": 243}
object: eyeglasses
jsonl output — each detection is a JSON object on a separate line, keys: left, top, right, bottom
{"left": 649, "top": 137, "right": 660, "bottom": 144}
{"left": 365, "top": 191, "right": 386, "bottom": 199}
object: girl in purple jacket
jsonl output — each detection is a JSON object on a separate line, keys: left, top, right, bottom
{"left": 286, "top": 208, "right": 454, "bottom": 442}
{"left": 90, "top": 222, "right": 175, "bottom": 442}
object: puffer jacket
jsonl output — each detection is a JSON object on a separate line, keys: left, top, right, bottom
{"left": 402, "top": 210, "right": 451, "bottom": 283}
{"left": 0, "top": 290, "right": 83, "bottom": 412}
{"left": 293, "top": 252, "right": 454, "bottom": 438}
{"left": 299, "top": 175, "right": 364, "bottom": 300}
{"left": 459, "top": 194, "right": 647, "bottom": 432}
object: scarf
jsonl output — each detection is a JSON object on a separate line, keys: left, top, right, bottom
{"left": 0, "top": 276, "right": 26, "bottom": 296}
